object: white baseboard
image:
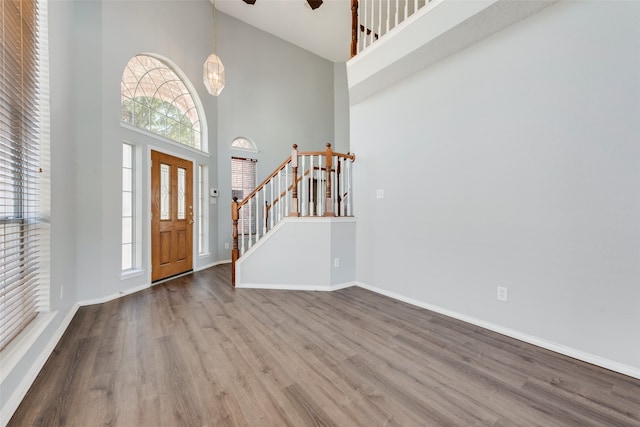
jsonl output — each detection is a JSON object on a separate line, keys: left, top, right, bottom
{"left": 195, "top": 260, "right": 231, "bottom": 271}
{"left": 329, "top": 282, "right": 356, "bottom": 291}
{"left": 355, "top": 282, "right": 640, "bottom": 381}
{"left": 236, "top": 281, "right": 355, "bottom": 292}
{"left": 78, "top": 282, "right": 152, "bottom": 307}
{"left": 1, "top": 303, "right": 80, "bottom": 426}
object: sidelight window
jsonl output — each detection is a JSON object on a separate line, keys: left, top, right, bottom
{"left": 122, "top": 144, "right": 135, "bottom": 271}
{"left": 198, "top": 165, "right": 209, "bottom": 255}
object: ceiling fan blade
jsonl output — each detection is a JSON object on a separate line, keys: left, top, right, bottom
{"left": 242, "top": 0, "right": 257, "bottom": 4}
{"left": 307, "top": 0, "right": 323, "bottom": 10}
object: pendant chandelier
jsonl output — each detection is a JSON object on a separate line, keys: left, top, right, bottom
{"left": 203, "top": 0, "right": 225, "bottom": 96}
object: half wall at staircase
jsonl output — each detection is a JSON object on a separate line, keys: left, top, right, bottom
{"left": 236, "top": 217, "right": 356, "bottom": 290}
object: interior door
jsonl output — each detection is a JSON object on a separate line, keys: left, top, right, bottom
{"left": 151, "top": 150, "right": 193, "bottom": 282}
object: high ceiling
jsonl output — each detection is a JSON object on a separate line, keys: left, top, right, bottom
{"left": 216, "top": 0, "right": 352, "bottom": 63}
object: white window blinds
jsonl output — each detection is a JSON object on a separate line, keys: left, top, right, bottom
{"left": 231, "top": 157, "right": 257, "bottom": 235}
{"left": 0, "top": 0, "right": 44, "bottom": 351}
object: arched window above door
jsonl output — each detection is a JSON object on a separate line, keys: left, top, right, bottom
{"left": 121, "top": 54, "right": 205, "bottom": 151}
{"left": 231, "top": 136, "right": 258, "bottom": 152}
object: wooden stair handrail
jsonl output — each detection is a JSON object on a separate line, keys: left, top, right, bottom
{"left": 236, "top": 156, "right": 292, "bottom": 210}
{"left": 297, "top": 151, "right": 356, "bottom": 161}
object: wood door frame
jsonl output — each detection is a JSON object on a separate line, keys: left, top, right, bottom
{"left": 146, "top": 146, "right": 198, "bottom": 283}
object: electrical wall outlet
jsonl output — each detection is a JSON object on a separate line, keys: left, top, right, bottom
{"left": 497, "top": 286, "right": 508, "bottom": 302}
{"left": 376, "top": 189, "right": 384, "bottom": 199}
{"left": 334, "top": 258, "right": 340, "bottom": 268}
{"left": 224, "top": 242, "right": 229, "bottom": 250}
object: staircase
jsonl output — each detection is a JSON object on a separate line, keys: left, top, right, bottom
{"left": 231, "top": 144, "right": 355, "bottom": 286}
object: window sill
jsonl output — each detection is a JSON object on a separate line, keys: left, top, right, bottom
{"left": 0, "top": 311, "right": 56, "bottom": 383}
{"left": 121, "top": 269, "right": 145, "bottom": 280}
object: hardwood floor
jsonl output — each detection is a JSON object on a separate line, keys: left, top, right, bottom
{"left": 9, "top": 265, "right": 640, "bottom": 426}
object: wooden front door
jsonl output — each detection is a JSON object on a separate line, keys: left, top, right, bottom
{"left": 151, "top": 150, "right": 193, "bottom": 282}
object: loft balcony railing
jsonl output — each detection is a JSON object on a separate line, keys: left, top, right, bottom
{"left": 351, "top": 0, "right": 436, "bottom": 57}
{"left": 231, "top": 144, "right": 355, "bottom": 286}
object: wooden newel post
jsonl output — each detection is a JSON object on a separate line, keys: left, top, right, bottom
{"left": 351, "top": 0, "right": 358, "bottom": 58}
{"left": 336, "top": 157, "right": 342, "bottom": 215}
{"left": 231, "top": 197, "right": 239, "bottom": 287}
{"left": 324, "top": 143, "right": 334, "bottom": 217}
{"left": 289, "top": 144, "right": 300, "bottom": 217}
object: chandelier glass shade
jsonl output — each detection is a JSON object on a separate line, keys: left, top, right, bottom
{"left": 203, "top": 53, "right": 225, "bottom": 96}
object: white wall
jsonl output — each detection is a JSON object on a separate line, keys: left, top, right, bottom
{"left": 74, "top": 0, "right": 105, "bottom": 301}
{"left": 216, "top": 12, "right": 336, "bottom": 259}
{"left": 331, "top": 219, "right": 356, "bottom": 286}
{"left": 333, "top": 62, "right": 350, "bottom": 153}
{"left": 351, "top": 1, "right": 640, "bottom": 373}
{"left": 51, "top": 0, "right": 80, "bottom": 313}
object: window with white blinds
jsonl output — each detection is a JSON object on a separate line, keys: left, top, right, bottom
{"left": 0, "top": 0, "right": 46, "bottom": 351}
{"left": 231, "top": 157, "right": 257, "bottom": 235}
